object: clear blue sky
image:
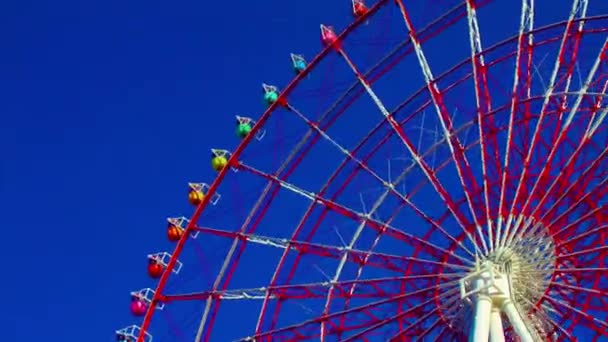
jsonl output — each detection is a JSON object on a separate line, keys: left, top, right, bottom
{"left": 1, "top": 0, "right": 605, "bottom": 341}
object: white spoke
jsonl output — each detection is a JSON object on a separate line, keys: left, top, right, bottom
{"left": 522, "top": 38, "right": 608, "bottom": 218}
{"left": 287, "top": 103, "right": 477, "bottom": 258}
{"left": 394, "top": 1, "right": 489, "bottom": 255}
{"left": 465, "top": 0, "right": 495, "bottom": 252}
{"left": 497, "top": 0, "right": 535, "bottom": 252}
{"left": 504, "top": 0, "right": 589, "bottom": 247}
{"left": 240, "top": 162, "right": 475, "bottom": 265}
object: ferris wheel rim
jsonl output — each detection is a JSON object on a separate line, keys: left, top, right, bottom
{"left": 134, "top": 1, "right": 392, "bottom": 340}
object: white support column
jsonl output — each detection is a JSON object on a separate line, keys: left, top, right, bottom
{"left": 461, "top": 259, "right": 542, "bottom": 341}
{"left": 489, "top": 308, "right": 506, "bottom": 342}
{"left": 469, "top": 276, "right": 493, "bottom": 342}
{"left": 502, "top": 299, "right": 535, "bottom": 342}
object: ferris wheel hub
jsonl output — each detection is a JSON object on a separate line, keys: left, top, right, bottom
{"left": 456, "top": 218, "right": 557, "bottom": 342}
{"left": 459, "top": 261, "right": 535, "bottom": 342}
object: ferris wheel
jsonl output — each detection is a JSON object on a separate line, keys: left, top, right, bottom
{"left": 116, "top": 0, "right": 608, "bottom": 340}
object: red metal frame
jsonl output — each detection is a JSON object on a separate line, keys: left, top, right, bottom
{"left": 135, "top": 2, "right": 388, "bottom": 340}
{"left": 132, "top": 0, "right": 608, "bottom": 340}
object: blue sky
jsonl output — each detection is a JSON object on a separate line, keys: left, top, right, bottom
{"left": 1, "top": 0, "right": 606, "bottom": 341}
